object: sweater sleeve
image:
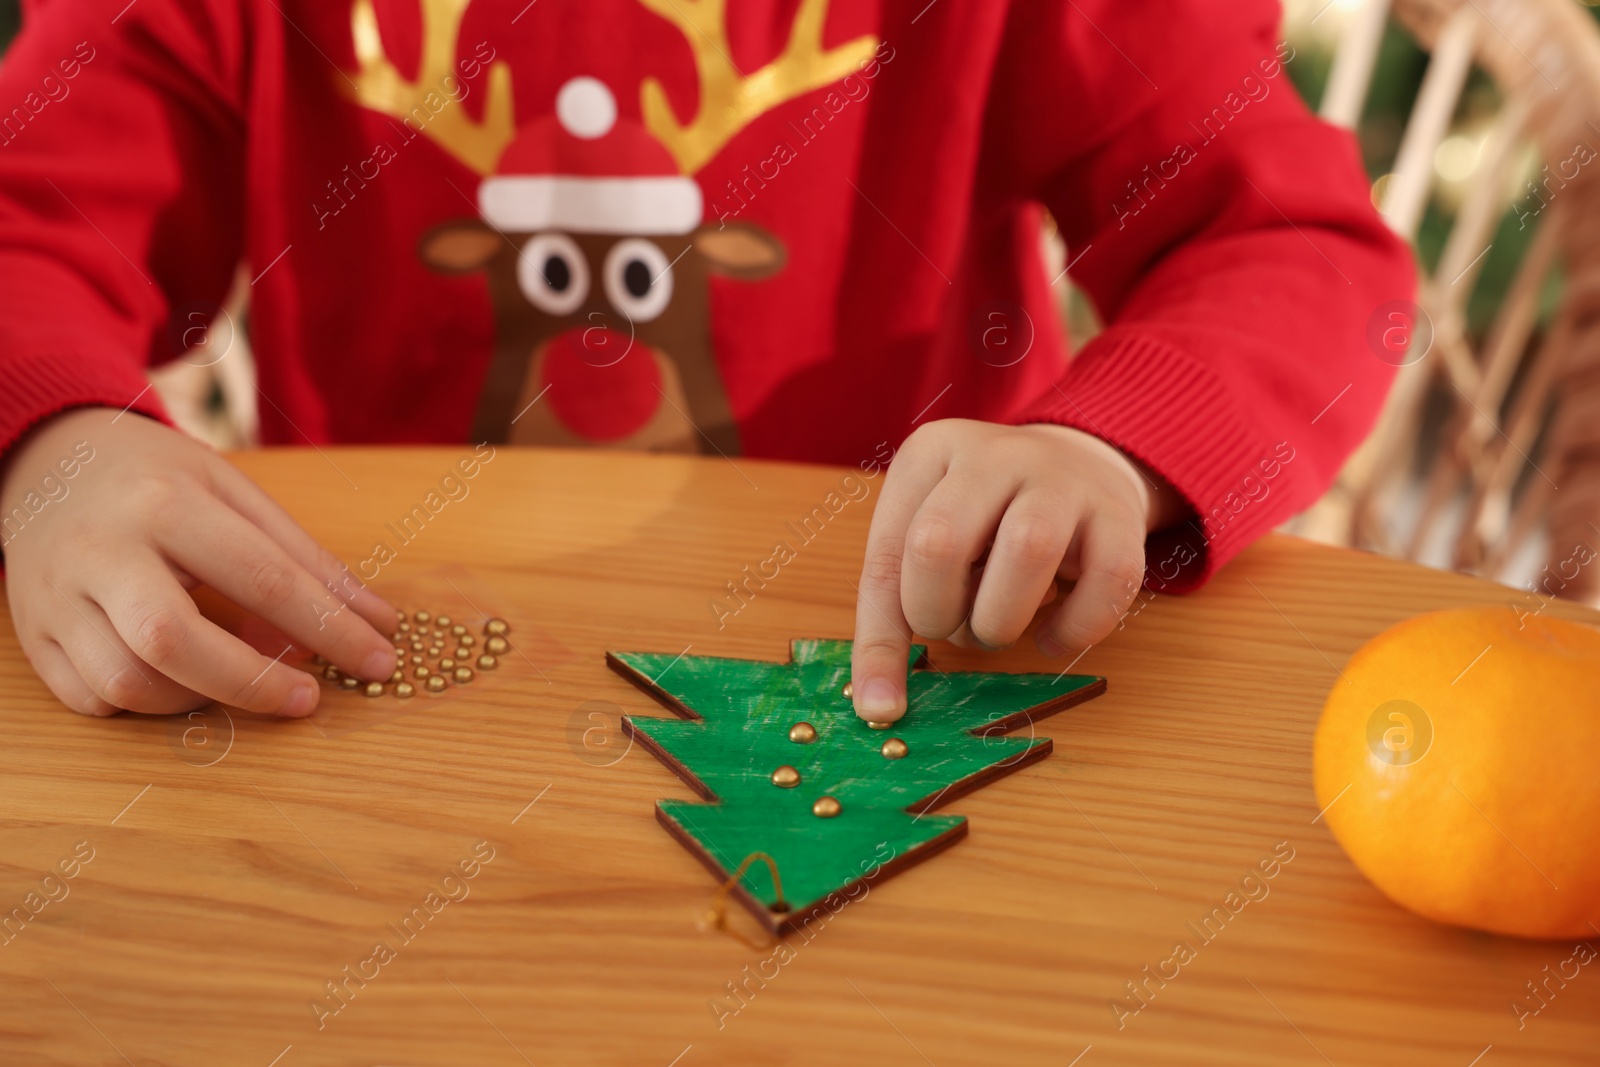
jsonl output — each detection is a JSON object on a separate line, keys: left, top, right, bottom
{"left": 0, "top": 0, "right": 247, "bottom": 457}
{"left": 993, "top": 0, "right": 1415, "bottom": 591}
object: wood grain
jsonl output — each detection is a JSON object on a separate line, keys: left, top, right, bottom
{"left": 0, "top": 447, "right": 1595, "bottom": 1066}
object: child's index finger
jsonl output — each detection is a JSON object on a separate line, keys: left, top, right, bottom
{"left": 850, "top": 451, "right": 947, "bottom": 724}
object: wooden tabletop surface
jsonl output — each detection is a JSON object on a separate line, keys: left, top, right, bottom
{"left": 1, "top": 447, "right": 1595, "bottom": 1066}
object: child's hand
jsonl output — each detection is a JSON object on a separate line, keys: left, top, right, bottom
{"left": 1, "top": 409, "right": 396, "bottom": 717}
{"left": 851, "top": 419, "right": 1179, "bottom": 723}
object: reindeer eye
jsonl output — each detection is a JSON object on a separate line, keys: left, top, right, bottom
{"left": 603, "top": 238, "right": 673, "bottom": 323}
{"left": 546, "top": 257, "right": 571, "bottom": 291}
{"left": 518, "top": 233, "right": 589, "bottom": 316}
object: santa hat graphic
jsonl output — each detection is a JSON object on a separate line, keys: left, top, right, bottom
{"left": 478, "top": 77, "right": 703, "bottom": 235}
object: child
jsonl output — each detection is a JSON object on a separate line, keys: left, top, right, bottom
{"left": 0, "top": 0, "right": 1412, "bottom": 723}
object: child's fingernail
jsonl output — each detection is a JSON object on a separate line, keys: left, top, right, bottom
{"left": 362, "top": 649, "right": 396, "bottom": 680}
{"left": 856, "top": 679, "right": 902, "bottom": 715}
{"left": 281, "top": 682, "right": 318, "bottom": 718}
{"left": 1037, "top": 635, "right": 1066, "bottom": 657}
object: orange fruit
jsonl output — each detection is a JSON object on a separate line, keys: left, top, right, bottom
{"left": 1313, "top": 606, "right": 1600, "bottom": 939}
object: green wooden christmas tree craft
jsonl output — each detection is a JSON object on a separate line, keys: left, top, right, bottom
{"left": 608, "top": 639, "right": 1104, "bottom": 934}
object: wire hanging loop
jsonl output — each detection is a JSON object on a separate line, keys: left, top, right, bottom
{"left": 702, "top": 851, "right": 788, "bottom": 937}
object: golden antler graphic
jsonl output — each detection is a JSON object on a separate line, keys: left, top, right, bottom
{"left": 639, "top": 0, "right": 878, "bottom": 174}
{"left": 345, "top": 0, "right": 516, "bottom": 176}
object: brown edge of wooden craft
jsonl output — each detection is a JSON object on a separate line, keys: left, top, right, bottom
{"left": 652, "top": 802, "right": 970, "bottom": 936}
{"left": 605, "top": 645, "right": 1107, "bottom": 935}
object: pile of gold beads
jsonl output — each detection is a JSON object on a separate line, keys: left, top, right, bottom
{"left": 771, "top": 680, "right": 911, "bottom": 819}
{"left": 315, "top": 610, "right": 511, "bottom": 699}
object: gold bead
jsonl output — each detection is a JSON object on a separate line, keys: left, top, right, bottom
{"left": 453, "top": 666, "right": 474, "bottom": 684}
{"left": 881, "top": 738, "right": 909, "bottom": 760}
{"left": 398, "top": 621, "right": 411, "bottom": 633}
{"left": 440, "top": 658, "right": 455, "bottom": 671}
{"left": 396, "top": 609, "right": 406, "bottom": 622}
{"left": 340, "top": 676, "right": 361, "bottom": 690}
{"left": 411, "top": 654, "right": 423, "bottom": 665}
{"left": 868, "top": 721, "right": 892, "bottom": 730}
{"left": 842, "top": 681, "right": 853, "bottom": 699}
{"left": 312, "top": 654, "right": 327, "bottom": 666}
{"left": 788, "top": 722, "right": 817, "bottom": 744}
{"left": 414, "top": 610, "right": 430, "bottom": 624}
{"left": 485, "top": 635, "right": 509, "bottom": 655}
{"left": 428, "top": 646, "right": 444, "bottom": 658}
{"left": 364, "top": 681, "right": 384, "bottom": 698}
{"left": 485, "top": 618, "right": 509, "bottom": 636}
{"left": 452, "top": 624, "right": 467, "bottom": 636}
{"left": 436, "top": 615, "right": 452, "bottom": 628}
{"left": 459, "top": 634, "right": 476, "bottom": 647}
{"left": 395, "top": 681, "right": 415, "bottom": 699}
{"left": 322, "top": 664, "right": 341, "bottom": 681}
{"left": 426, "top": 675, "right": 448, "bottom": 693}
{"left": 415, "top": 665, "right": 431, "bottom": 679}
{"left": 812, "top": 796, "right": 841, "bottom": 818}
{"left": 389, "top": 669, "right": 403, "bottom": 683}
{"left": 453, "top": 646, "right": 471, "bottom": 660}
{"left": 410, "top": 639, "right": 424, "bottom": 651}
{"left": 771, "top": 765, "right": 801, "bottom": 788}
{"left": 476, "top": 654, "right": 498, "bottom": 671}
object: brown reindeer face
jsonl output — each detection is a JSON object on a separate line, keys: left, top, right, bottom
{"left": 420, "top": 218, "right": 783, "bottom": 452}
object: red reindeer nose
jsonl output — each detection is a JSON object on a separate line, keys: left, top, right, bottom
{"left": 540, "top": 326, "right": 661, "bottom": 442}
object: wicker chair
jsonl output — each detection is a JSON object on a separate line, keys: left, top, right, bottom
{"left": 1295, "top": 0, "right": 1600, "bottom": 603}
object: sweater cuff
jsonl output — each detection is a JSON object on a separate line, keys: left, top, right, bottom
{"left": 1015, "top": 331, "right": 1297, "bottom": 593}
{"left": 0, "top": 351, "right": 169, "bottom": 461}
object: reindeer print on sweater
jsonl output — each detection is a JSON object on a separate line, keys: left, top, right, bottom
{"left": 344, "top": 0, "right": 879, "bottom": 453}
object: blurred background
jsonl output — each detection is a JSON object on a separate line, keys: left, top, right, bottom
{"left": 1063, "top": 0, "right": 1600, "bottom": 605}
{"left": 2, "top": 0, "right": 1598, "bottom": 602}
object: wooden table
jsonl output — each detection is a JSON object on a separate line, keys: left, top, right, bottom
{"left": 1, "top": 448, "right": 1595, "bottom": 1066}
